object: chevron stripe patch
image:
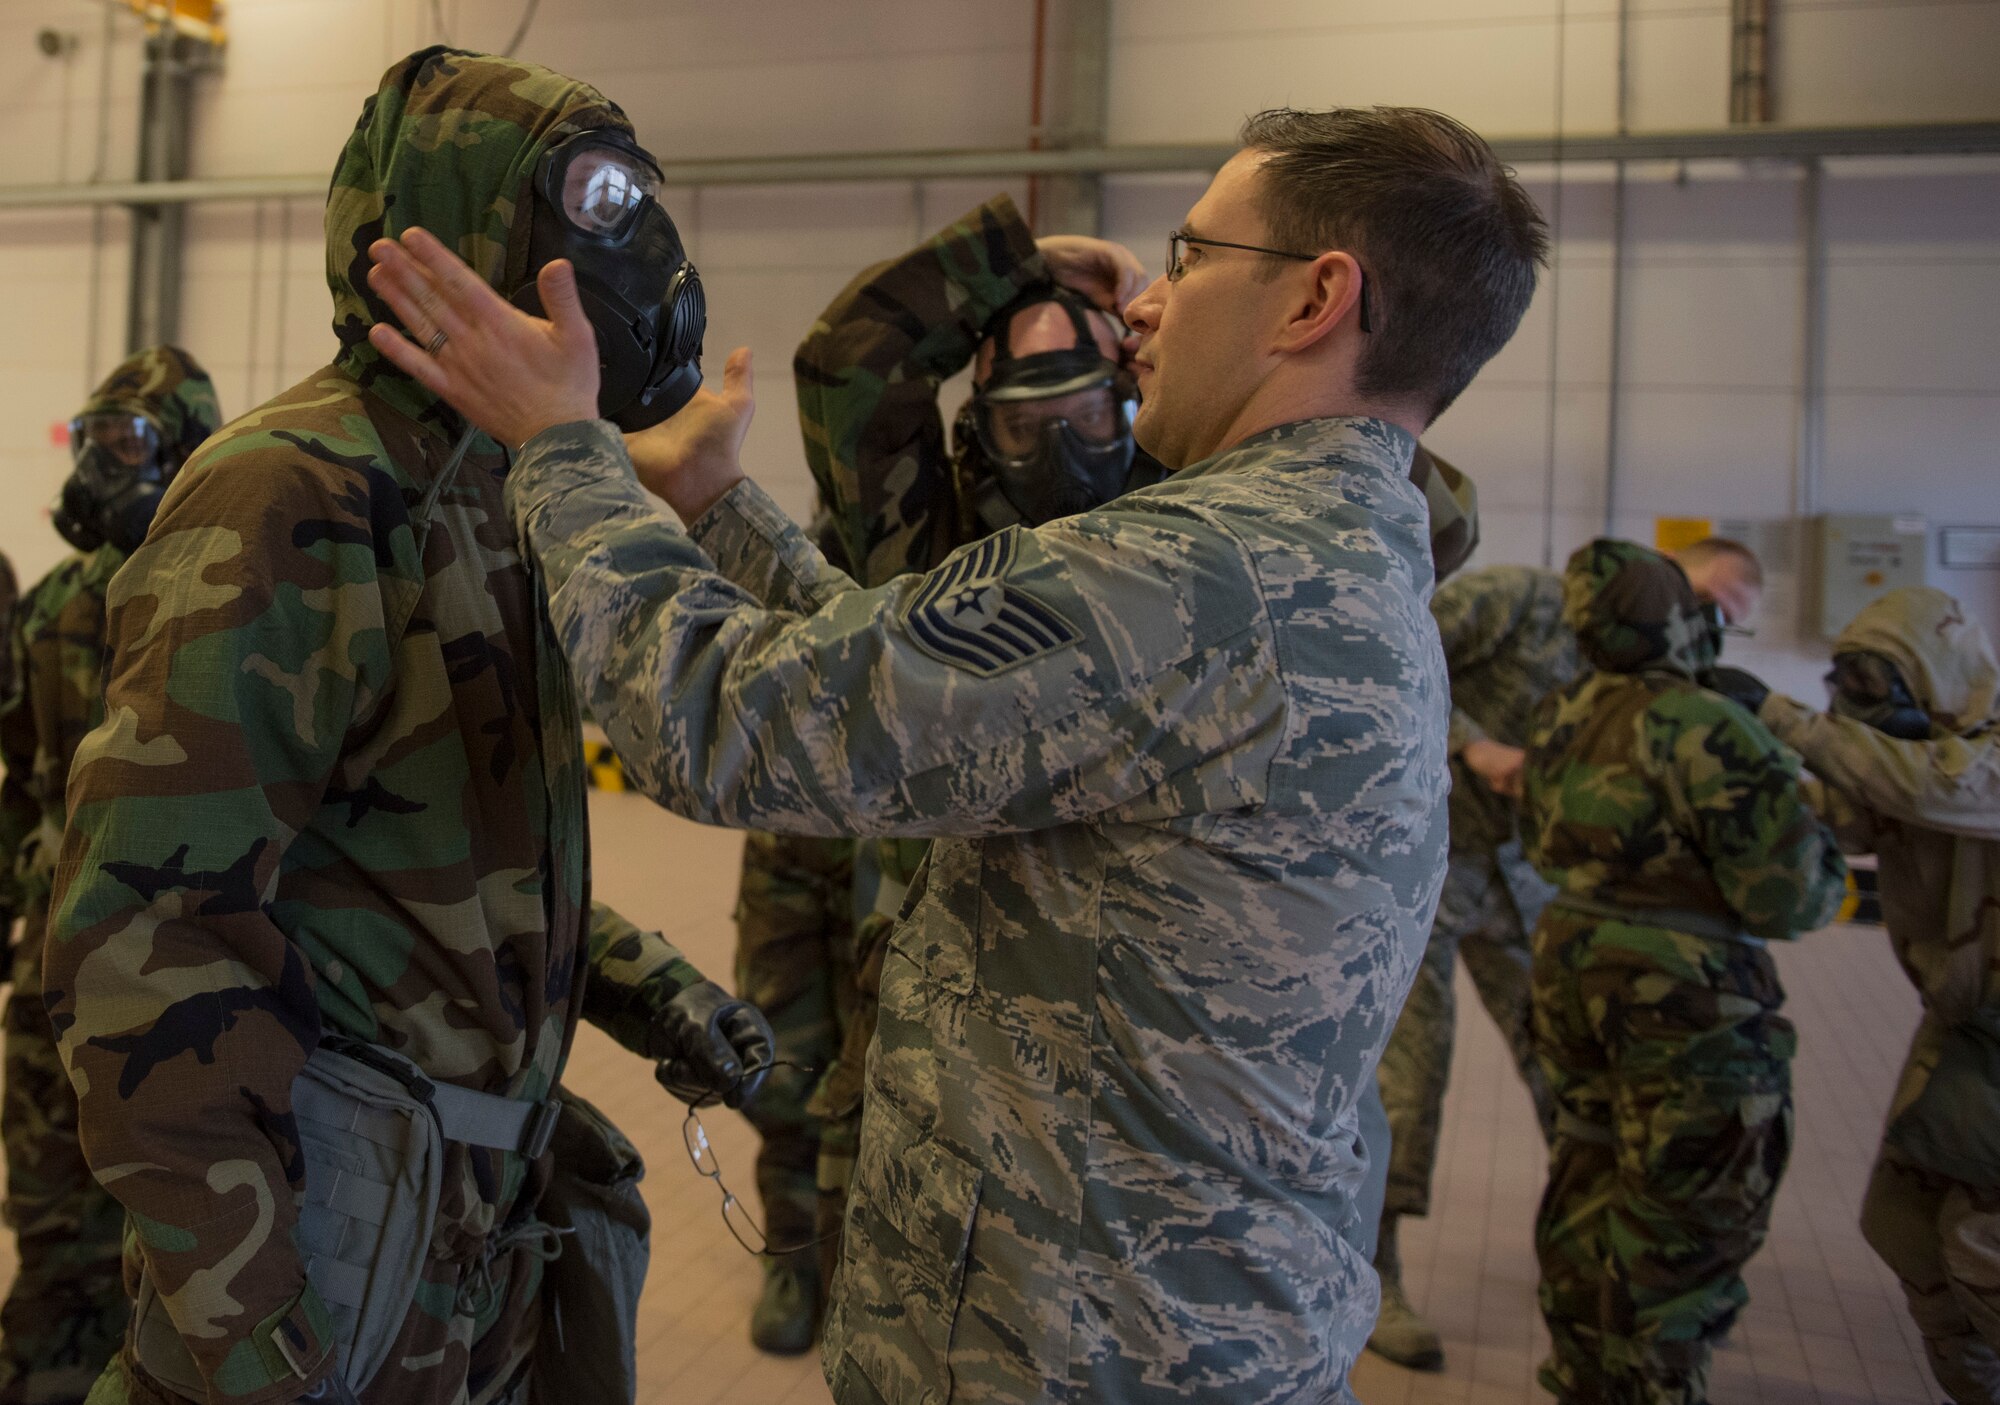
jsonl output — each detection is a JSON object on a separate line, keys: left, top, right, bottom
{"left": 901, "top": 532, "right": 1080, "bottom": 676}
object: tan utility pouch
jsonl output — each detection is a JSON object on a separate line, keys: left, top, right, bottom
{"left": 133, "top": 1039, "right": 561, "bottom": 1399}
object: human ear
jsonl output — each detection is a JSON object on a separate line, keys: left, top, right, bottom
{"left": 1273, "top": 251, "right": 1364, "bottom": 354}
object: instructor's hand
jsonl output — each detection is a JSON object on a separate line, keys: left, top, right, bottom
{"left": 1037, "top": 234, "right": 1149, "bottom": 315}
{"left": 365, "top": 228, "right": 600, "bottom": 447}
{"left": 623, "top": 347, "right": 755, "bottom": 523}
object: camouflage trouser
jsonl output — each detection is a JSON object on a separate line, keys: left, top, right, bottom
{"left": 1860, "top": 1143, "right": 2000, "bottom": 1404}
{"left": 0, "top": 921, "right": 128, "bottom": 1405}
{"left": 733, "top": 831, "right": 854, "bottom": 1251}
{"left": 87, "top": 1230, "right": 553, "bottom": 1405}
{"left": 1376, "top": 853, "right": 1557, "bottom": 1219}
{"left": 1530, "top": 909, "right": 1795, "bottom": 1405}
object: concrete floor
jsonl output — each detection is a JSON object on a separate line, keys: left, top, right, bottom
{"left": 0, "top": 790, "right": 1942, "bottom": 1403}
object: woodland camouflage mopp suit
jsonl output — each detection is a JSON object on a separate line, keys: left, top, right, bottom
{"left": 1522, "top": 539, "right": 1846, "bottom": 1405}
{"left": 45, "top": 49, "right": 765, "bottom": 1405}
{"left": 0, "top": 346, "right": 221, "bottom": 1405}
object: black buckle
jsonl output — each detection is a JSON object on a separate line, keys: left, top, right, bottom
{"left": 522, "top": 1097, "right": 563, "bottom": 1159}
{"left": 321, "top": 1036, "right": 435, "bottom": 1104}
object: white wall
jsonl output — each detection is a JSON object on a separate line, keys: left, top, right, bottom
{"left": 0, "top": 0, "right": 1995, "bottom": 698}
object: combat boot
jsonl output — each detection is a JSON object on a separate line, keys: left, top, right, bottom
{"left": 1367, "top": 1214, "right": 1445, "bottom": 1371}
{"left": 750, "top": 1249, "right": 819, "bottom": 1356}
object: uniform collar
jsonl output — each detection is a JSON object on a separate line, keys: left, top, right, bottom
{"left": 1177, "top": 416, "right": 1416, "bottom": 484}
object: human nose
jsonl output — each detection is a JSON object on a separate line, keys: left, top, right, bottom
{"left": 1125, "top": 274, "right": 1168, "bottom": 335}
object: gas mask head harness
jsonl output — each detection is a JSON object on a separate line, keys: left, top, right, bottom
{"left": 1826, "top": 650, "right": 1933, "bottom": 740}
{"left": 1696, "top": 597, "right": 1759, "bottom": 662}
{"left": 513, "top": 127, "right": 707, "bottom": 432}
{"left": 57, "top": 411, "right": 175, "bottom": 554}
{"left": 952, "top": 285, "right": 1161, "bottom": 527}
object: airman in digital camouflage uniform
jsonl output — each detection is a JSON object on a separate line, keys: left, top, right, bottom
{"left": 0, "top": 347, "right": 221, "bottom": 1405}
{"left": 46, "top": 50, "right": 770, "bottom": 1405}
{"left": 1367, "top": 562, "right": 1572, "bottom": 1368}
{"left": 794, "top": 191, "right": 1485, "bottom": 1325}
{"left": 788, "top": 194, "right": 1145, "bottom": 1328}
{"left": 365, "top": 102, "right": 1548, "bottom": 1403}
{"left": 1521, "top": 539, "right": 1846, "bottom": 1405}
{"left": 1733, "top": 587, "right": 2000, "bottom": 1404}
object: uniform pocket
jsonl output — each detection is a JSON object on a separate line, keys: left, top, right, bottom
{"left": 1618, "top": 1067, "right": 1793, "bottom": 1236}
{"left": 885, "top": 841, "right": 979, "bottom": 998}
{"left": 130, "top": 1268, "right": 207, "bottom": 1401}
{"left": 837, "top": 1099, "right": 984, "bottom": 1404}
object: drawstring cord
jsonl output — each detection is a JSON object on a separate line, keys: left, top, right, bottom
{"left": 455, "top": 1218, "right": 573, "bottom": 1318}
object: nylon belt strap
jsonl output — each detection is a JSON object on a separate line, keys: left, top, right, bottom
{"left": 430, "top": 1079, "right": 563, "bottom": 1159}
{"left": 1551, "top": 893, "right": 1766, "bottom": 948}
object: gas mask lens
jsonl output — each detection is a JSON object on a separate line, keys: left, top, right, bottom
{"left": 554, "top": 139, "right": 662, "bottom": 242}
{"left": 70, "top": 413, "right": 160, "bottom": 473}
{"left": 984, "top": 387, "right": 1123, "bottom": 459}
{"left": 973, "top": 371, "right": 1131, "bottom": 467}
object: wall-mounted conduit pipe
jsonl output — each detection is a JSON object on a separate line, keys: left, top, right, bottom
{"left": 5, "top": 124, "right": 1999, "bottom": 212}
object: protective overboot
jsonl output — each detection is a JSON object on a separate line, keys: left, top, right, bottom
{"left": 1367, "top": 1214, "right": 1445, "bottom": 1371}
{"left": 750, "top": 1249, "right": 819, "bottom": 1356}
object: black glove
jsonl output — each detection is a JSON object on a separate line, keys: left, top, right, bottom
{"left": 1700, "top": 665, "right": 1769, "bottom": 715}
{"left": 649, "top": 980, "right": 776, "bottom": 1110}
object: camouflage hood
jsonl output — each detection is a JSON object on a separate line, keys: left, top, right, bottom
{"left": 77, "top": 344, "right": 221, "bottom": 466}
{"left": 327, "top": 46, "right": 632, "bottom": 407}
{"left": 1562, "top": 537, "right": 1716, "bottom": 677}
{"left": 1835, "top": 586, "right": 1999, "bottom": 737}
{"left": 1411, "top": 444, "right": 1478, "bottom": 582}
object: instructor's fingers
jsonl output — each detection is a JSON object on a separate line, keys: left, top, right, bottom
{"left": 535, "top": 260, "right": 598, "bottom": 359}
{"left": 367, "top": 321, "right": 453, "bottom": 398}
{"left": 719, "top": 346, "right": 754, "bottom": 406}
{"left": 398, "top": 226, "right": 514, "bottom": 324}
{"left": 366, "top": 240, "right": 473, "bottom": 348}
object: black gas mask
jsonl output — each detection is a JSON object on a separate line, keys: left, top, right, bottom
{"left": 1698, "top": 600, "right": 1728, "bottom": 661}
{"left": 1826, "top": 650, "right": 1932, "bottom": 740}
{"left": 1696, "top": 597, "right": 1761, "bottom": 662}
{"left": 56, "top": 411, "right": 175, "bottom": 554}
{"left": 513, "top": 128, "right": 706, "bottom": 432}
{"left": 952, "top": 287, "right": 1163, "bottom": 527}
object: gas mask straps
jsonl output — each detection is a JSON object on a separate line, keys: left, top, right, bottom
{"left": 955, "top": 287, "right": 1141, "bottom": 527}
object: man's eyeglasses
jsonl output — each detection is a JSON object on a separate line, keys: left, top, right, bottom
{"left": 1699, "top": 598, "right": 1756, "bottom": 639}
{"left": 1165, "top": 230, "right": 1374, "bottom": 333}
{"left": 682, "top": 1059, "right": 835, "bottom": 1258}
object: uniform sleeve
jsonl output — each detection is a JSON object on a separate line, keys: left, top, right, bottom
{"left": 581, "top": 900, "right": 706, "bottom": 1056}
{"left": 795, "top": 194, "right": 1046, "bottom": 587}
{"left": 684, "top": 485, "right": 858, "bottom": 616}
{"left": 44, "top": 451, "right": 396, "bottom": 1402}
{"left": 508, "top": 421, "right": 1282, "bottom": 840}
{"left": 1652, "top": 692, "right": 1849, "bottom": 942}
{"left": 1801, "top": 775, "right": 1879, "bottom": 854}
{"left": 1762, "top": 692, "right": 2000, "bottom": 841}
{"left": 1431, "top": 568, "right": 1534, "bottom": 755}
{"left": 0, "top": 599, "right": 40, "bottom": 922}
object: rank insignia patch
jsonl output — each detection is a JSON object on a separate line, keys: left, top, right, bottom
{"left": 902, "top": 532, "right": 1080, "bottom": 676}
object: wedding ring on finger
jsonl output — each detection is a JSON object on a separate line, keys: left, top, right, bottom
{"left": 426, "top": 328, "right": 449, "bottom": 356}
